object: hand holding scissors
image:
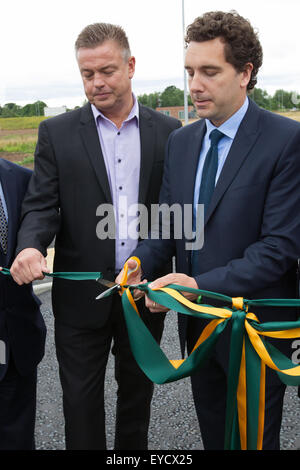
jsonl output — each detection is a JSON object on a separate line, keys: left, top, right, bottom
{"left": 96, "top": 256, "right": 143, "bottom": 300}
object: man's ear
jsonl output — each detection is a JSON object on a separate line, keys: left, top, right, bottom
{"left": 241, "top": 62, "right": 254, "bottom": 89}
{"left": 128, "top": 56, "right": 136, "bottom": 79}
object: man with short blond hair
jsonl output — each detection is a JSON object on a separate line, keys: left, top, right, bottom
{"left": 10, "top": 23, "right": 181, "bottom": 449}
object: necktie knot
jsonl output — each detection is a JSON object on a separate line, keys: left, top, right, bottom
{"left": 209, "top": 129, "right": 224, "bottom": 147}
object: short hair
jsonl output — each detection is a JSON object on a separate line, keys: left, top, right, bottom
{"left": 185, "top": 11, "right": 263, "bottom": 91}
{"left": 75, "top": 23, "right": 131, "bottom": 60}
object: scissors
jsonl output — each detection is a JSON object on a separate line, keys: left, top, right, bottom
{"left": 95, "top": 256, "right": 141, "bottom": 300}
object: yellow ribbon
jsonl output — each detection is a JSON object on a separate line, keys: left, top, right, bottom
{"left": 145, "top": 288, "right": 300, "bottom": 449}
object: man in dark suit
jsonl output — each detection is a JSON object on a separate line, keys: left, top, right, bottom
{"left": 123, "top": 11, "right": 300, "bottom": 449}
{"left": 10, "top": 23, "right": 181, "bottom": 450}
{"left": 0, "top": 159, "right": 46, "bottom": 449}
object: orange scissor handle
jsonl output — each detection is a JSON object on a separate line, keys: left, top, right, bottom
{"left": 119, "top": 256, "right": 141, "bottom": 288}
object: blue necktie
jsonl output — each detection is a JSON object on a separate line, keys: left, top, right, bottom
{"left": 0, "top": 195, "right": 8, "bottom": 254}
{"left": 198, "top": 128, "right": 224, "bottom": 215}
{"left": 191, "top": 129, "right": 224, "bottom": 275}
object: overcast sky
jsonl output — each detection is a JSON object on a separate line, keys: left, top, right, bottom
{"left": 1, "top": 0, "right": 299, "bottom": 107}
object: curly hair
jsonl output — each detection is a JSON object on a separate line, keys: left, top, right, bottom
{"left": 185, "top": 11, "right": 263, "bottom": 91}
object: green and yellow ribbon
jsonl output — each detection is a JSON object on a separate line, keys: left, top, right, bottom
{"left": 2, "top": 265, "right": 300, "bottom": 450}
{"left": 120, "top": 281, "right": 300, "bottom": 450}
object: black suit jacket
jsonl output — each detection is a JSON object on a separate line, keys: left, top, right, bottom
{"left": 16, "top": 103, "right": 181, "bottom": 328}
{"left": 0, "top": 159, "right": 46, "bottom": 379}
{"left": 133, "top": 99, "right": 300, "bottom": 355}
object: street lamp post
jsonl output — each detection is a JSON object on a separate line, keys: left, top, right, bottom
{"left": 182, "top": 0, "right": 189, "bottom": 125}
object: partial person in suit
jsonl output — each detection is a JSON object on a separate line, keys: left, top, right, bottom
{"left": 120, "top": 11, "right": 300, "bottom": 449}
{"left": 0, "top": 159, "right": 46, "bottom": 449}
{"left": 9, "top": 23, "right": 181, "bottom": 450}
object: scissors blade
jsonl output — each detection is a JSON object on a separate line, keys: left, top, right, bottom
{"left": 96, "top": 278, "right": 117, "bottom": 289}
{"left": 95, "top": 278, "right": 121, "bottom": 300}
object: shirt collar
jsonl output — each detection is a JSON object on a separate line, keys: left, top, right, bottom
{"left": 91, "top": 93, "right": 139, "bottom": 126}
{"left": 205, "top": 97, "right": 249, "bottom": 140}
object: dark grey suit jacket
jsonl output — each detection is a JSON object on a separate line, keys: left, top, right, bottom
{"left": 133, "top": 99, "right": 300, "bottom": 356}
{"left": 16, "top": 103, "right": 181, "bottom": 328}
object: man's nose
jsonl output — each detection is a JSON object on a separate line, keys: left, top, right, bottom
{"left": 189, "top": 72, "right": 205, "bottom": 93}
{"left": 93, "top": 73, "right": 105, "bottom": 88}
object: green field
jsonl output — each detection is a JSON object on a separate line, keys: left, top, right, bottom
{"left": 275, "top": 110, "right": 300, "bottom": 122}
{"left": 0, "top": 133, "right": 37, "bottom": 153}
{"left": 0, "top": 117, "right": 44, "bottom": 167}
{"left": 0, "top": 116, "right": 48, "bottom": 130}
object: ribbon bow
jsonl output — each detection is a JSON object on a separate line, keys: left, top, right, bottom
{"left": 120, "top": 280, "right": 300, "bottom": 450}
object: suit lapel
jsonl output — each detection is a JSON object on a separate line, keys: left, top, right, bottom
{"left": 138, "top": 104, "right": 155, "bottom": 205}
{"left": 78, "top": 104, "right": 112, "bottom": 204}
{"left": 183, "top": 119, "right": 207, "bottom": 207}
{"left": 0, "top": 160, "right": 18, "bottom": 262}
{"left": 205, "top": 100, "right": 262, "bottom": 224}
{"left": 182, "top": 120, "right": 206, "bottom": 267}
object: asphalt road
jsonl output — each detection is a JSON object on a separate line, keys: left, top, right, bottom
{"left": 34, "top": 287, "right": 300, "bottom": 451}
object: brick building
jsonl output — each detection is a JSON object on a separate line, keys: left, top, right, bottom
{"left": 156, "top": 105, "right": 196, "bottom": 120}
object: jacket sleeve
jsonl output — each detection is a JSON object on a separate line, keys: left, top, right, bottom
{"left": 16, "top": 121, "right": 60, "bottom": 257}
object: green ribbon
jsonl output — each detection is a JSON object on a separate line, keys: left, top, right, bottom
{"left": 2, "top": 267, "right": 300, "bottom": 449}
{"left": 120, "top": 282, "right": 300, "bottom": 449}
{"left": 0, "top": 267, "right": 102, "bottom": 281}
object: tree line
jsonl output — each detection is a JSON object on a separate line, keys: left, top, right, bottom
{"left": 0, "top": 101, "right": 48, "bottom": 118}
{"left": 138, "top": 86, "right": 300, "bottom": 111}
{"left": 0, "top": 86, "right": 299, "bottom": 118}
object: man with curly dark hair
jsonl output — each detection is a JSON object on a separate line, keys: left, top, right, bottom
{"left": 126, "top": 10, "right": 300, "bottom": 449}
{"left": 183, "top": 10, "right": 262, "bottom": 125}
{"left": 185, "top": 10, "right": 263, "bottom": 91}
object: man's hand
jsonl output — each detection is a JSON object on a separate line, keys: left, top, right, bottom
{"left": 10, "top": 248, "right": 49, "bottom": 285}
{"left": 115, "top": 257, "right": 144, "bottom": 300}
{"left": 146, "top": 273, "right": 199, "bottom": 313}
{"left": 115, "top": 257, "right": 142, "bottom": 286}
